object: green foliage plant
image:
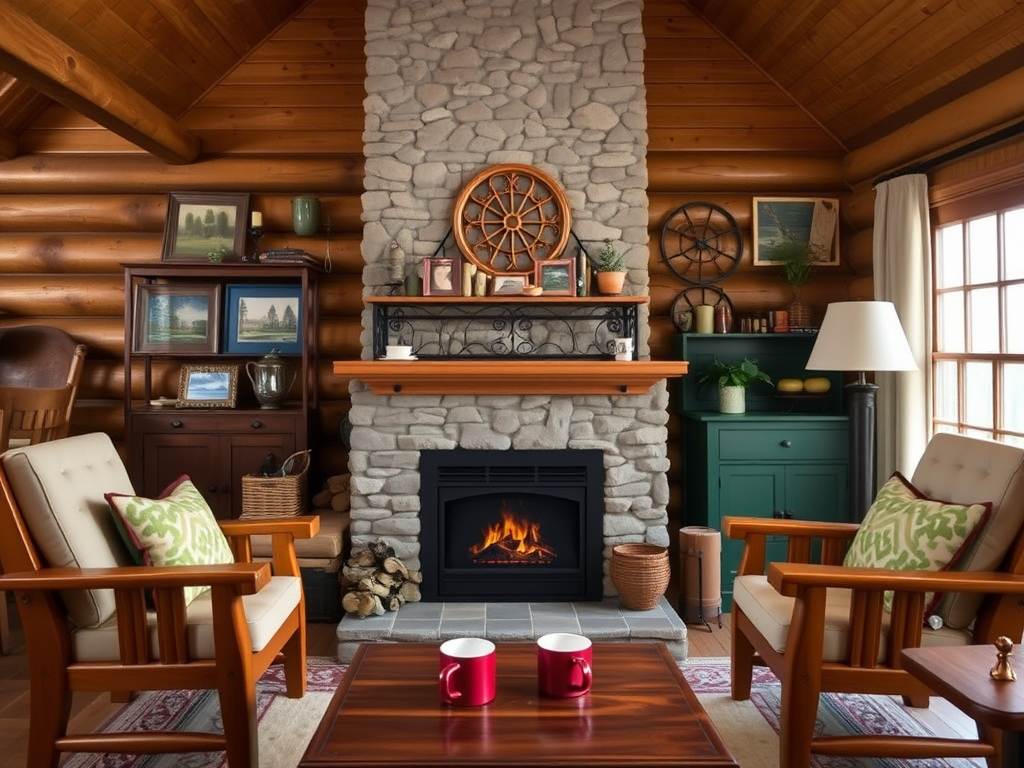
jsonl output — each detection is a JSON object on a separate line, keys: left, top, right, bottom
{"left": 595, "top": 239, "right": 625, "bottom": 272}
{"left": 696, "top": 356, "right": 774, "bottom": 390}
{"left": 770, "top": 240, "right": 814, "bottom": 289}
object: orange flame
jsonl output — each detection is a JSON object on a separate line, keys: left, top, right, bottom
{"left": 469, "top": 503, "right": 556, "bottom": 561}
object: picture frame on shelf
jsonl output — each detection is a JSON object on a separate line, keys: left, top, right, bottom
{"left": 535, "top": 259, "right": 576, "bottom": 296}
{"left": 752, "top": 197, "right": 840, "bottom": 266}
{"left": 490, "top": 274, "right": 528, "bottom": 295}
{"left": 161, "top": 192, "right": 250, "bottom": 263}
{"left": 176, "top": 364, "right": 239, "bottom": 409}
{"left": 422, "top": 257, "right": 461, "bottom": 296}
{"left": 223, "top": 283, "right": 302, "bottom": 354}
{"left": 132, "top": 284, "right": 220, "bottom": 354}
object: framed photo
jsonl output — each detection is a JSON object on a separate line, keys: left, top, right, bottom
{"left": 535, "top": 259, "right": 576, "bottom": 296}
{"left": 176, "top": 364, "right": 239, "bottom": 408}
{"left": 752, "top": 197, "right": 840, "bottom": 266}
{"left": 132, "top": 284, "right": 220, "bottom": 354}
{"left": 423, "top": 257, "right": 461, "bottom": 296}
{"left": 161, "top": 192, "right": 250, "bottom": 263}
{"left": 490, "top": 274, "right": 528, "bottom": 295}
{"left": 223, "top": 283, "right": 303, "bottom": 354}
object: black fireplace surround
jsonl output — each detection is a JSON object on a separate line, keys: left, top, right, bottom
{"left": 419, "top": 449, "right": 604, "bottom": 602}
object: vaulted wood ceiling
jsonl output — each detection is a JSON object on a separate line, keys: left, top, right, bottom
{"left": 0, "top": 0, "right": 1022, "bottom": 165}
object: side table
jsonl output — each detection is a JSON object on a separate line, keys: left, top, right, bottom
{"left": 902, "top": 644, "right": 1024, "bottom": 765}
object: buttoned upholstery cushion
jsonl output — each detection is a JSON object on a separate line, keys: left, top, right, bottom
{"left": 106, "top": 475, "right": 235, "bottom": 606}
{"left": 1, "top": 433, "right": 136, "bottom": 628}
{"left": 843, "top": 472, "right": 990, "bottom": 614}
{"left": 732, "top": 574, "right": 972, "bottom": 662}
{"left": 71, "top": 573, "right": 302, "bottom": 661}
{"left": 910, "top": 433, "right": 1024, "bottom": 628}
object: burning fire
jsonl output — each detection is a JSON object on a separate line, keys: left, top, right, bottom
{"left": 469, "top": 504, "right": 557, "bottom": 564}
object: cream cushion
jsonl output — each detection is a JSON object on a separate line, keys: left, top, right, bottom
{"left": 910, "top": 433, "right": 1024, "bottom": 628}
{"left": 2, "top": 433, "right": 135, "bottom": 628}
{"left": 71, "top": 575, "right": 302, "bottom": 661}
{"left": 249, "top": 511, "right": 349, "bottom": 559}
{"left": 733, "top": 575, "right": 972, "bottom": 662}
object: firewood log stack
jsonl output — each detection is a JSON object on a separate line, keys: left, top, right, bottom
{"left": 312, "top": 472, "right": 350, "bottom": 513}
{"left": 341, "top": 540, "right": 423, "bottom": 617}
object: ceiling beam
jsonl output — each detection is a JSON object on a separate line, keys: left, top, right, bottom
{"left": 0, "top": 5, "right": 200, "bottom": 164}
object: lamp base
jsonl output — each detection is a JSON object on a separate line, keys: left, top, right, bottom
{"left": 846, "top": 381, "right": 878, "bottom": 522}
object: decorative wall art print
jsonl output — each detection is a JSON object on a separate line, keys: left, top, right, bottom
{"left": 752, "top": 197, "right": 840, "bottom": 266}
{"left": 177, "top": 364, "right": 239, "bottom": 408}
{"left": 422, "top": 257, "right": 461, "bottom": 296}
{"left": 490, "top": 274, "right": 528, "bottom": 295}
{"left": 535, "top": 258, "right": 576, "bottom": 296}
{"left": 223, "top": 283, "right": 302, "bottom": 354}
{"left": 161, "top": 192, "right": 251, "bottom": 263}
{"left": 132, "top": 284, "right": 220, "bottom": 354}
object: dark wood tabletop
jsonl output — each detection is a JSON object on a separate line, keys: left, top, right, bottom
{"left": 299, "top": 641, "right": 738, "bottom": 767}
{"left": 902, "top": 644, "right": 1024, "bottom": 765}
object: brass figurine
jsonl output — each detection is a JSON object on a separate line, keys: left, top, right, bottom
{"left": 991, "top": 636, "right": 1017, "bottom": 681}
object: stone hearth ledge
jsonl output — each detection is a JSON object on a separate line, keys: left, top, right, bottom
{"left": 334, "top": 598, "right": 688, "bottom": 663}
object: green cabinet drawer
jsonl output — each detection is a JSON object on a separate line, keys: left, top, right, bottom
{"left": 718, "top": 427, "right": 848, "bottom": 462}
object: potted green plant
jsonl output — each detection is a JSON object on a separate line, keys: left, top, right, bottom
{"left": 696, "top": 356, "right": 773, "bottom": 414}
{"left": 770, "top": 240, "right": 814, "bottom": 328}
{"left": 594, "top": 239, "right": 626, "bottom": 295}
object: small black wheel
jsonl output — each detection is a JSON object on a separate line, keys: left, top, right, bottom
{"left": 660, "top": 202, "right": 742, "bottom": 285}
{"left": 670, "top": 286, "right": 735, "bottom": 332}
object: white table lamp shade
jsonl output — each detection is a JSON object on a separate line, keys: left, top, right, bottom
{"left": 806, "top": 301, "right": 917, "bottom": 373}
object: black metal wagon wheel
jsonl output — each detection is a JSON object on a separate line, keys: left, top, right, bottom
{"left": 660, "top": 201, "right": 742, "bottom": 285}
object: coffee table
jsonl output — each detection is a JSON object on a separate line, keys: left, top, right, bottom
{"left": 299, "top": 641, "right": 738, "bottom": 767}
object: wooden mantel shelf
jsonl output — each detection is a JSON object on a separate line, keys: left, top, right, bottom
{"left": 333, "top": 360, "right": 689, "bottom": 396}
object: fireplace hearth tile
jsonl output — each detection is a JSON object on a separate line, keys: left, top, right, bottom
{"left": 334, "top": 598, "right": 687, "bottom": 663}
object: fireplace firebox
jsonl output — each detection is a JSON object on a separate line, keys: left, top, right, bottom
{"left": 419, "top": 449, "right": 604, "bottom": 602}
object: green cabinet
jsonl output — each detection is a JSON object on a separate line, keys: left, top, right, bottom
{"left": 683, "top": 414, "right": 849, "bottom": 610}
{"left": 676, "top": 333, "right": 849, "bottom": 611}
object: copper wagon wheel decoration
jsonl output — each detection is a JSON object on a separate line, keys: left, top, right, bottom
{"left": 660, "top": 201, "right": 742, "bottom": 285}
{"left": 453, "top": 164, "right": 572, "bottom": 276}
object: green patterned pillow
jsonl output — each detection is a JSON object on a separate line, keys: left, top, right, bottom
{"left": 106, "top": 475, "right": 235, "bottom": 605}
{"left": 844, "top": 472, "right": 991, "bottom": 613}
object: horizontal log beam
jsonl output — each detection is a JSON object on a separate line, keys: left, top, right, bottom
{"left": 0, "top": 154, "right": 364, "bottom": 193}
{"left": 0, "top": 126, "right": 16, "bottom": 160}
{"left": 647, "top": 151, "right": 846, "bottom": 193}
{"left": 843, "top": 69, "right": 1024, "bottom": 186}
{"left": 0, "top": 6, "right": 199, "bottom": 164}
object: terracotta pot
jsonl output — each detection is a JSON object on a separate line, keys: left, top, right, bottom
{"left": 595, "top": 271, "right": 626, "bottom": 295}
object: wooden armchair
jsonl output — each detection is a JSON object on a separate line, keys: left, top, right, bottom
{"left": 724, "top": 432, "right": 1024, "bottom": 767}
{"left": 0, "top": 432, "right": 319, "bottom": 768}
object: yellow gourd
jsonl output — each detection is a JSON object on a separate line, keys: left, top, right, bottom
{"left": 803, "top": 377, "right": 832, "bottom": 393}
{"left": 777, "top": 378, "right": 804, "bottom": 393}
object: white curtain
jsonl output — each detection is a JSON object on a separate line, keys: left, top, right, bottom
{"left": 873, "top": 174, "right": 932, "bottom": 481}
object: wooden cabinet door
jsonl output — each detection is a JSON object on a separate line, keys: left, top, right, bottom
{"left": 139, "top": 432, "right": 229, "bottom": 518}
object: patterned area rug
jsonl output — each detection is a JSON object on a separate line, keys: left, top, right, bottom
{"left": 684, "top": 657, "right": 985, "bottom": 768}
{"left": 63, "top": 657, "right": 346, "bottom": 768}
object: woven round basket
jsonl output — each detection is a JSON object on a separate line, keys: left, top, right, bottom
{"left": 610, "top": 543, "right": 671, "bottom": 611}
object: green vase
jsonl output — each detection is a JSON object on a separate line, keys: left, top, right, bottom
{"left": 292, "top": 196, "right": 320, "bottom": 236}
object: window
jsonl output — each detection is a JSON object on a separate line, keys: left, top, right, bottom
{"left": 932, "top": 187, "right": 1024, "bottom": 446}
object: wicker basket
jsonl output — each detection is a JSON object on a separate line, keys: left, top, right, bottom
{"left": 240, "top": 450, "right": 311, "bottom": 518}
{"left": 610, "top": 543, "right": 671, "bottom": 611}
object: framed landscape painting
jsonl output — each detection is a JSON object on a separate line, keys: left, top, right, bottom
{"left": 752, "top": 197, "right": 840, "bottom": 266}
{"left": 132, "top": 284, "right": 220, "bottom": 354}
{"left": 224, "top": 283, "right": 302, "bottom": 354}
{"left": 176, "top": 364, "right": 239, "bottom": 408}
{"left": 161, "top": 192, "right": 250, "bottom": 263}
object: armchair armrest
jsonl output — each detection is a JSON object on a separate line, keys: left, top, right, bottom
{"left": 220, "top": 514, "right": 320, "bottom": 577}
{"left": 723, "top": 515, "right": 861, "bottom": 576}
{"left": 768, "top": 562, "right": 1024, "bottom": 596}
{"left": 0, "top": 562, "right": 271, "bottom": 593}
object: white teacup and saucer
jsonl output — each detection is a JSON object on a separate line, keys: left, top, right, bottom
{"left": 382, "top": 345, "right": 417, "bottom": 360}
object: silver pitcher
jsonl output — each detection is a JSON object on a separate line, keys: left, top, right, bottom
{"left": 245, "top": 350, "right": 297, "bottom": 409}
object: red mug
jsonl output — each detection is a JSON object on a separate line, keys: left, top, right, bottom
{"left": 537, "top": 632, "right": 593, "bottom": 698}
{"left": 439, "top": 637, "right": 496, "bottom": 706}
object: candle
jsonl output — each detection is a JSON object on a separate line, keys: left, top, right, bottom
{"left": 251, "top": 211, "right": 263, "bottom": 228}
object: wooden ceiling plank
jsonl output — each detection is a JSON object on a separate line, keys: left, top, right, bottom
{"left": 807, "top": 6, "right": 1024, "bottom": 134}
{"left": 0, "top": 4, "right": 200, "bottom": 163}
{"left": 0, "top": 127, "right": 18, "bottom": 159}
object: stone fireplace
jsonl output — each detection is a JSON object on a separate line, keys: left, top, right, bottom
{"left": 349, "top": 0, "right": 669, "bottom": 601}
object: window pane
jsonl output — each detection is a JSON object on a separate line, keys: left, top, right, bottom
{"left": 1002, "top": 363, "right": 1024, "bottom": 434}
{"left": 1007, "top": 284, "right": 1024, "bottom": 353}
{"left": 935, "top": 223, "right": 963, "bottom": 288}
{"left": 936, "top": 291, "right": 964, "bottom": 352}
{"left": 967, "top": 215, "right": 998, "bottom": 284}
{"left": 968, "top": 286, "right": 999, "bottom": 353}
{"left": 964, "top": 361, "right": 993, "bottom": 428}
{"left": 1005, "top": 207, "right": 1024, "bottom": 280}
{"left": 933, "top": 360, "right": 959, "bottom": 421}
